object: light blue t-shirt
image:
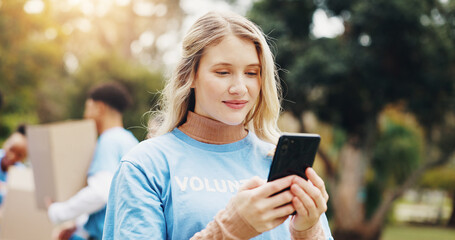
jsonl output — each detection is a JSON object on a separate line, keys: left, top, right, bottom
{"left": 103, "top": 128, "right": 334, "bottom": 239}
{"left": 82, "top": 127, "right": 138, "bottom": 240}
{"left": 0, "top": 150, "right": 7, "bottom": 205}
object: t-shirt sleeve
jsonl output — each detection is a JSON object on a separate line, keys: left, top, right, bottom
{"left": 103, "top": 160, "right": 166, "bottom": 240}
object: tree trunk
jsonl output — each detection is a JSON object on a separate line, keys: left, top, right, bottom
{"left": 332, "top": 129, "right": 387, "bottom": 240}
{"left": 332, "top": 139, "right": 366, "bottom": 231}
{"left": 334, "top": 138, "right": 455, "bottom": 239}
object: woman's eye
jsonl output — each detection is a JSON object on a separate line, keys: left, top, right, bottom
{"left": 246, "top": 72, "right": 258, "bottom": 76}
{"left": 216, "top": 71, "right": 229, "bottom": 75}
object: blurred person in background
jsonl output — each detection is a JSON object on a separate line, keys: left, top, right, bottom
{"left": 104, "top": 12, "right": 333, "bottom": 240}
{"left": 0, "top": 125, "right": 27, "bottom": 206}
{"left": 47, "top": 82, "right": 139, "bottom": 240}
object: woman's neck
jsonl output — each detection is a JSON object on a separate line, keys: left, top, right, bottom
{"left": 178, "top": 111, "right": 248, "bottom": 144}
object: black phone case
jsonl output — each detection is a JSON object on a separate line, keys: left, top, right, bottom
{"left": 267, "top": 134, "right": 320, "bottom": 182}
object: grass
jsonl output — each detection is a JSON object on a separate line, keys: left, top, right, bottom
{"left": 381, "top": 225, "right": 455, "bottom": 240}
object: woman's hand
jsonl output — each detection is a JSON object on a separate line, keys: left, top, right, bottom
{"left": 229, "top": 175, "right": 297, "bottom": 233}
{"left": 289, "top": 168, "right": 329, "bottom": 231}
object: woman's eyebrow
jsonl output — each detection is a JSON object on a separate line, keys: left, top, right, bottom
{"left": 211, "top": 62, "right": 232, "bottom": 67}
{"left": 211, "top": 63, "right": 261, "bottom": 67}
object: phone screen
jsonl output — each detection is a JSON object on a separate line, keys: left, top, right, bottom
{"left": 267, "top": 133, "right": 320, "bottom": 182}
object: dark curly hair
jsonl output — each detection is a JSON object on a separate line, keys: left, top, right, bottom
{"left": 88, "top": 82, "right": 133, "bottom": 113}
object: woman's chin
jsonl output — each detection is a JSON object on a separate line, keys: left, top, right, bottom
{"left": 218, "top": 116, "right": 245, "bottom": 126}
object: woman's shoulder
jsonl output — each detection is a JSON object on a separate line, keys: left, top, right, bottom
{"left": 97, "top": 127, "right": 138, "bottom": 145}
{"left": 249, "top": 131, "right": 275, "bottom": 147}
{"left": 120, "top": 132, "right": 181, "bottom": 169}
{"left": 248, "top": 132, "right": 276, "bottom": 156}
{"left": 112, "top": 133, "right": 178, "bottom": 198}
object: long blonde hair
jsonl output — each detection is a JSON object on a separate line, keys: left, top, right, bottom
{"left": 149, "top": 11, "right": 282, "bottom": 144}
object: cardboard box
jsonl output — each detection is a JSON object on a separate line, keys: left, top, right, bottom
{"left": 27, "top": 120, "right": 97, "bottom": 209}
{"left": 0, "top": 167, "right": 54, "bottom": 240}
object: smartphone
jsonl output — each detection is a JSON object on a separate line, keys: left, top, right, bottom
{"left": 267, "top": 133, "right": 321, "bottom": 182}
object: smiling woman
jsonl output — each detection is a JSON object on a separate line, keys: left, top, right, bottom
{"left": 103, "top": 11, "right": 334, "bottom": 240}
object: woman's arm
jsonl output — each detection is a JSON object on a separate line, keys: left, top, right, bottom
{"left": 103, "top": 161, "right": 167, "bottom": 240}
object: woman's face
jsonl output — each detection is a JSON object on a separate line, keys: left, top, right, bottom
{"left": 192, "top": 35, "right": 261, "bottom": 125}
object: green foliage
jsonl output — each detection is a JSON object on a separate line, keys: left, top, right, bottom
{"left": 420, "top": 165, "right": 455, "bottom": 191}
{"left": 373, "top": 120, "right": 422, "bottom": 186}
{"left": 250, "top": 0, "right": 455, "bottom": 135}
{"left": 364, "top": 110, "right": 423, "bottom": 219}
{"left": 247, "top": 0, "right": 315, "bottom": 74}
{"left": 331, "top": 126, "right": 348, "bottom": 153}
{"left": 0, "top": 112, "right": 39, "bottom": 146}
{"left": 0, "top": 0, "right": 169, "bottom": 143}
{"left": 382, "top": 225, "right": 455, "bottom": 240}
{"left": 66, "top": 53, "right": 163, "bottom": 141}
{"left": 0, "top": 0, "right": 66, "bottom": 141}
{"left": 250, "top": 0, "right": 455, "bottom": 233}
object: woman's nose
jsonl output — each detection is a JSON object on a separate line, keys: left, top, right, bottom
{"left": 228, "top": 74, "right": 247, "bottom": 95}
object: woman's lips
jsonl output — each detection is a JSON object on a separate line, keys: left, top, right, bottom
{"left": 223, "top": 100, "right": 248, "bottom": 109}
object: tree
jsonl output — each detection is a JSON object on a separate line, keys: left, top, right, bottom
{"left": 65, "top": 53, "right": 163, "bottom": 141}
{"left": 43, "top": 0, "right": 184, "bottom": 135}
{"left": 0, "top": 0, "right": 183, "bottom": 142}
{"left": 419, "top": 112, "right": 455, "bottom": 227}
{"left": 420, "top": 164, "right": 455, "bottom": 225}
{"left": 249, "top": 0, "right": 455, "bottom": 239}
{"left": 48, "top": 0, "right": 185, "bottom": 70}
{"left": 0, "top": 0, "right": 66, "bottom": 141}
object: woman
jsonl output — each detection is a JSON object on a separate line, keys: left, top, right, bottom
{"left": 103, "top": 11, "right": 333, "bottom": 239}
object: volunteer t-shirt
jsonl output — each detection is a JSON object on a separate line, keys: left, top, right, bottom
{"left": 83, "top": 127, "right": 138, "bottom": 239}
{"left": 103, "top": 128, "right": 333, "bottom": 239}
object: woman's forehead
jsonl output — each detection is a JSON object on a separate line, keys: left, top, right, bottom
{"left": 201, "top": 35, "right": 260, "bottom": 67}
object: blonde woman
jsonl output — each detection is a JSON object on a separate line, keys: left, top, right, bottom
{"left": 103, "top": 12, "right": 333, "bottom": 240}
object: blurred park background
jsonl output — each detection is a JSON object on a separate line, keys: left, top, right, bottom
{"left": 0, "top": 0, "right": 454, "bottom": 239}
